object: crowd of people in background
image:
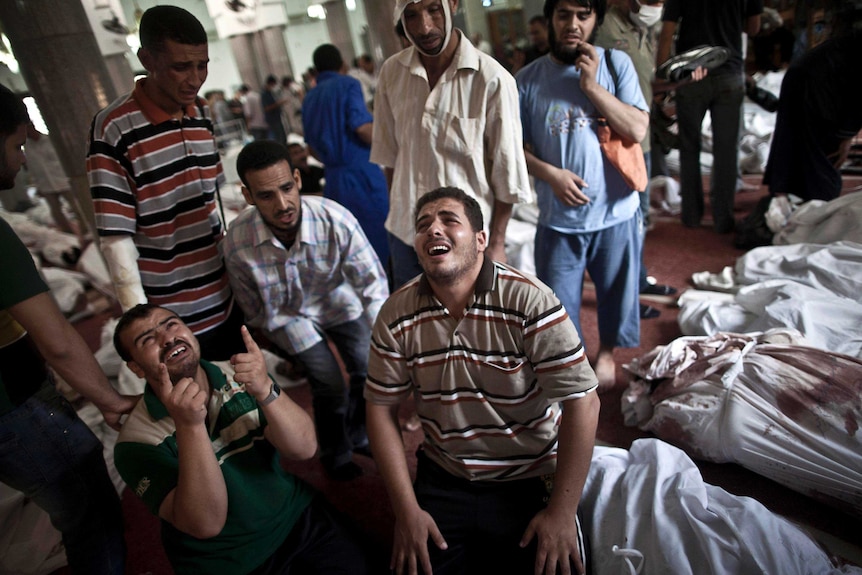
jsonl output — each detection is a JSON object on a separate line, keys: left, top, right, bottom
{"left": 1, "top": 0, "right": 861, "bottom": 574}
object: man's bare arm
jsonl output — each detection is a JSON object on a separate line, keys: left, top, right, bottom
{"left": 153, "top": 365, "right": 228, "bottom": 538}
{"left": 367, "top": 401, "right": 447, "bottom": 575}
{"left": 487, "top": 200, "right": 513, "bottom": 264}
{"left": 356, "top": 122, "right": 374, "bottom": 146}
{"left": 231, "top": 326, "right": 317, "bottom": 460}
{"left": 9, "top": 291, "right": 138, "bottom": 429}
{"left": 521, "top": 393, "right": 600, "bottom": 575}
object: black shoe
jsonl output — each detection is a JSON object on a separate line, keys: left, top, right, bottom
{"left": 640, "top": 284, "right": 677, "bottom": 296}
{"left": 640, "top": 304, "right": 661, "bottom": 319}
{"left": 657, "top": 45, "right": 730, "bottom": 83}
{"left": 326, "top": 461, "right": 363, "bottom": 481}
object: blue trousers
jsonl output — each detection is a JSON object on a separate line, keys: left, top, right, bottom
{"left": 535, "top": 213, "right": 641, "bottom": 349}
{"left": 291, "top": 319, "right": 370, "bottom": 469}
{"left": 0, "top": 384, "right": 125, "bottom": 574}
{"left": 676, "top": 72, "right": 745, "bottom": 232}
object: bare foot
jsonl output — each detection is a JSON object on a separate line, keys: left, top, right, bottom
{"left": 593, "top": 350, "right": 617, "bottom": 393}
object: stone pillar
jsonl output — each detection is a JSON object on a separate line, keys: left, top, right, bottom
{"left": 362, "top": 0, "right": 401, "bottom": 62}
{"left": 103, "top": 53, "right": 137, "bottom": 98}
{"left": 261, "top": 25, "right": 293, "bottom": 80}
{"left": 230, "top": 34, "right": 261, "bottom": 90}
{"left": 0, "top": 0, "right": 120, "bottom": 237}
{"left": 324, "top": 1, "right": 356, "bottom": 66}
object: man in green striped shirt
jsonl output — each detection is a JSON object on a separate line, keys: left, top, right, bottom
{"left": 113, "top": 304, "right": 372, "bottom": 574}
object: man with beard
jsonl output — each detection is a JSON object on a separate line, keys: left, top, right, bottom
{"left": 223, "top": 140, "right": 388, "bottom": 481}
{"left": 371, "top": 0, "right": 532, "bottom": 288}
{"left": 0, "top": 83, "right": 133, "bottom": 574}
{"left": 113, "top": 304, "right": 375, "bottom": 573}
{"left": 366, "top": 187, "right": 599, "bottom": 575}
{"left": 516, "top": 0, "right": 648, "bottom": 392}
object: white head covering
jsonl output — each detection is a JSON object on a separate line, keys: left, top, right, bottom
{"left": 393, "top": 0, "right": 454, "bottom": 58}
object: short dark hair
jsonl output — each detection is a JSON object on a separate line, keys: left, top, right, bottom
{"left": 139, "top": 5, "right": 207, "bottom": 53}
{"left": 313, "top": 44, "right": 343, "bottom": 73}
{"left": 113, "top": 303, "right": 172, "bottom": 362}
{"left": 265, "top": 74, "right": 278, "bottom": 85}
{"left": 0, "top": 84, "right": 29, "bottom": 137}
{"left": 415, "top": 187, "right": 484, "bottom": 233}
{"left": 236, "top": 140, "right": 296, "bottom": 187}
{"left": 543, "top": 0, "right": 606, "bottom": 28}
{"left": 529, "top": 14, "right": 547, "bottom": 26}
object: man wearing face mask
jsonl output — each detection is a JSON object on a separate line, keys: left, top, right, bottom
{"left": 594, "top": 0, "right": 678, "bottom": 320}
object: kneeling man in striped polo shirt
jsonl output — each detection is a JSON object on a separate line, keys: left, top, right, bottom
{"left": 366, "top": 187, "right": 600, "bottom": 575}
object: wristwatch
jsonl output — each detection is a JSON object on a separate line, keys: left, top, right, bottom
{"left": 259, "top": 382, "right": 281, "bottom": 406}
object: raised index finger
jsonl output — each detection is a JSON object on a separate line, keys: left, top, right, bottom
{"left": 240, "top": 325, "right": 261, "bottom": 354}
{"left": 155, "top": 363, "right": 173, "bottom": 395}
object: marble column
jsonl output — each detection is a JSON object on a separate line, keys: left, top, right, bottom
{"left": 361, "top": 0, "right": 401, "bottom": 62}
{"left": 0, "top": 0, "right": 121, "bottom": 237}
{"left": 324, "top": 1, "right": 356, "bottom": 66}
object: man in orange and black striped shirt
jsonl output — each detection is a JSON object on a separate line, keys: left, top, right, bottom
{"left": 87, "top": 5, "right": 243, "bottom": 359}
{"left": 366, "top": 187, "right": 600, "bottom": 575}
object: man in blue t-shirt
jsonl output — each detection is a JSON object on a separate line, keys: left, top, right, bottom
{"left": 516, "top": 0, "right": 649, "bottom": 391}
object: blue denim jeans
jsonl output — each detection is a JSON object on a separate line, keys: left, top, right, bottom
{"left": 676, "top": 72, "right": 745, "bottom": 232}
{"left": 292, "top": 319, "right": 371, "bottom": 469}
{"left": 0, "top": 384, "right": 125, "bottom": 574}
{"left": 535, "top": 213, "right": 641, "bottom": 349}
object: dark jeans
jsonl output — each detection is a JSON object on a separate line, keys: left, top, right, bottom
{"left": 0, "top": 384, "right": 126, "bottom": 574}
{"left": 291, "top": 319, "right": 370, "bottom": 469}
{"left": 414, "top": 451, "right": 590, "bottom": 575}
{"left": 251, "top": 496, "right": 378, "bottom": 575}
{"left": 676, "top": 72, "right": 745, "bottom": 232}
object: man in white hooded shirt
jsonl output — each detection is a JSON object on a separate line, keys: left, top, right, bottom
{"left": 370, "top": 0, "right": 532, "bottom": 288}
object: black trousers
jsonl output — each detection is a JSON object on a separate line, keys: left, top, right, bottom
{"left": 414, "top": 451, "right": 590, "bottom": 575}
{"left": 251, "top": 496, "right": 385, "bottom": 575}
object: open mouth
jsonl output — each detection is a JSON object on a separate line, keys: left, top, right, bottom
{"left": 427, "top": 243, "right": 451, "bottom": 257}
{"left": 162, "top": 343, "right": 189, "bottom": 363}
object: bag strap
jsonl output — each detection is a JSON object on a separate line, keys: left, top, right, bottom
{"left": 604, "top": 48, "right": 619, "bottom": 95}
